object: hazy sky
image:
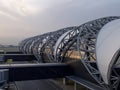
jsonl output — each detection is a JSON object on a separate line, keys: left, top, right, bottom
{"left": 0, "top": 0, "right": 120, "bottom": 45}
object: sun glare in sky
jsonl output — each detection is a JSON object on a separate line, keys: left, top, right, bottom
{"left": 0, "top": 0, "right": 119, "bottom": 45}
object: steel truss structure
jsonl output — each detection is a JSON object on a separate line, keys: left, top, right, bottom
{"left": 19, "top": 16, "right": 120, "bottom": 90}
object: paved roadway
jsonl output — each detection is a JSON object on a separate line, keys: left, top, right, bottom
{"left": 9, "top": 80, "right": 63, "bottom": 90}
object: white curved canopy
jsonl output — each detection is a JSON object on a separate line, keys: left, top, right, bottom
{"left": 54, "top": 30, "right": 72, "bottom": 56}
{"left": 96, "top": 19, "right": 120, "bottom": 84}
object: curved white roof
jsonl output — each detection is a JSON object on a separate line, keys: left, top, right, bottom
{"left": 96, "top": 19, "right": 120, "bottom": 84}
{"left": 54, "top": 30, "right": 72, "bottom": 56}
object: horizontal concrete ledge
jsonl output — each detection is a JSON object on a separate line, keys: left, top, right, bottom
{"left": 0, "top": 63, "right": 68, "bottom": 68}
{"left": 0, "top": 54, "right": 33, "bottom": 55}
{"left": 2, "top": 54, "right": 36, "bottom": 61}
{"left": 0, "top": 63, "right": 73, "bottom": 82}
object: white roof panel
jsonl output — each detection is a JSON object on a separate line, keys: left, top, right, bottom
{"left": 96, "top": 19, "right": 120, "bottom": 84}
{"left": 54, "top": 30, "right": 72, "bottom": 56}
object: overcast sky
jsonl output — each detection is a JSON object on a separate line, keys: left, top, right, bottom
{"left": 0, "top": 0, "right": 120, "bottom": 45}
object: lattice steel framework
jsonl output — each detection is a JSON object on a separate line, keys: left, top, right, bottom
{"left": 77, "top": 16, "right": 120, "bottom": 89}
{"left": 19, "top": 37, "right": 33, "bottom": 53}
{"left": 33, "top": 32, "right": 52, "bottom": 62}
{"left": 42, "top": 27, "right": 77, "bottom": 62}
{"left": 19, "top": 16, "right": 120, "bottom": 90}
